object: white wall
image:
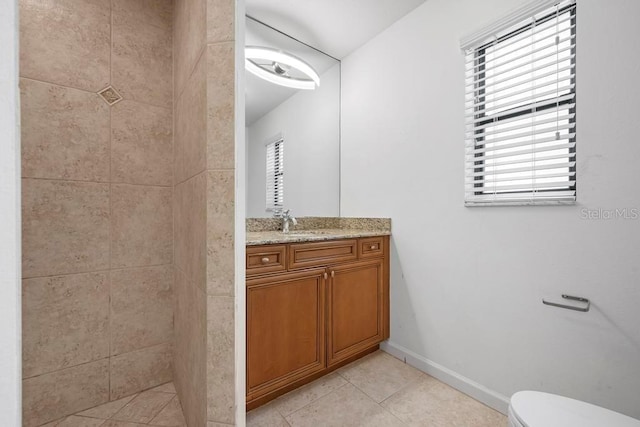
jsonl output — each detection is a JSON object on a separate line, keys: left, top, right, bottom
{"left": 0, "top": 0, "right": 21, "bottom": 425}
{"left": 247, "top": 64, "right": 340, "bottom": 217}
{"left": 341, "top": 0, "right": 640, "bottom": 418}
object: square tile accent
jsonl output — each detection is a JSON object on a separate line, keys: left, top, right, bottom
{"left": 98, "top": 86, "right": 123, "bottom": 106}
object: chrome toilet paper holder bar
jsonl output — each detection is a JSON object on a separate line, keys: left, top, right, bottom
{"left": 542, "top": 294, "right": 590, "bottom": 312}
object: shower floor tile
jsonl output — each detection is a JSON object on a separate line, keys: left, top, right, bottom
{"left": 43, "top": 382, "right": 186, "bottom": 427}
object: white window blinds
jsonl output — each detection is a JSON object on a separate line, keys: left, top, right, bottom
{"left": 266, "top": 136, "right": 284, "bottom": 212}
{"left": 462, "top": 0, "right": 577, "bottom": 206}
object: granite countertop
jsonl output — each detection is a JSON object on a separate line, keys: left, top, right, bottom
{"left": 246, "top": 228, "right": 391, "bottom": 246}
{"left": 246, "top": 217, "right": 391, "bottom": 246}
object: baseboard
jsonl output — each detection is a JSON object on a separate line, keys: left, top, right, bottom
{"left": 381, "top": 341, "right": 510, "bottom": 414}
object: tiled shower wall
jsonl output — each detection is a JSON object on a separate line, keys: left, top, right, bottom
{"left": 20, "top": 0, "right": 174, "bottom": 425}
{"left": 173, "top": 0, "right": 236, "bottom": 425}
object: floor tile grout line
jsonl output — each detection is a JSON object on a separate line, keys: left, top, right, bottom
{"left": 274, "top": 374, "right": 349, "bottom": 419}
{"left": 279, "top": 381, "right": 350, "bottom": 421}
{"left": 146, "top": 393, "right": 178, "bottom": 425}
{"left": 378, "top": 371, "right": 428, "bottom": 407}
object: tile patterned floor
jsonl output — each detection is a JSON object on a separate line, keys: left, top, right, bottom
{"left": 42, "top": 382, "right": 186, "bottom": 427}
{"left": 247, "top": 350, "right": 507, "bottom": 427}
{"left": 44, "top": 350, "right": 506, "bottom": 427}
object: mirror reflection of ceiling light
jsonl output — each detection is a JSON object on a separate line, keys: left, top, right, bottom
{"left": 245, "top": 46, "right": 320, "bottom": 90}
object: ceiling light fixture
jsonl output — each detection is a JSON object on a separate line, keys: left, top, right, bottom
{"left": 245, "top": 46, "right": 320, "bottom": 90}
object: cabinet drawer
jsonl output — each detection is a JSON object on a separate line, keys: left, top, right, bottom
{"left": 289, "top": 240, "right": 358, "bottom": 270}
{"left": 358, "top": 237, "right": 385, "bottom": 259}
{"left": 246, "top": 245, "right": 287, "bottom": 276}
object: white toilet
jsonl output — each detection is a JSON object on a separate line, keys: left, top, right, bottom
{"left": 508, "top": 391, "right": 640, "bottom": 427}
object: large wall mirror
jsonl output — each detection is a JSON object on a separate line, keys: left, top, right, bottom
{"left": 245, "top": 17, "right": 340, "bottom": 218}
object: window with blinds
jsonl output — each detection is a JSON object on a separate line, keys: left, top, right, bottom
{"left": 265, "top": 136, "right": 284, "bottom": 212}
{"left": 463, "top": 0, "right": 576, "bottom": 206}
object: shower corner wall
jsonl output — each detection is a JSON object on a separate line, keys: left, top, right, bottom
{"left": 173, "top": 0, "right": 237, "bottom": 425}
{"left": 20, "top": 0, "right": 174, "bottom": 425}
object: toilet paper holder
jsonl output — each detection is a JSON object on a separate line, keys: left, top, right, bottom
{"left": 542, "top": 294, "right": 590, "bottom": 312}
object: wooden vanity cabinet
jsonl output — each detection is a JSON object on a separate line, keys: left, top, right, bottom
{"left": 246, "top": 268, "right": 326, "bottom": 403}
{"left": 327, "top": 259, "right": 385, "bottom": 366}
{"left": 246, "top": 236, "right": 390, "bottom": 410}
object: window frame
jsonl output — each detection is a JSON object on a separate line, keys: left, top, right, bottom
{"left": 470, "top": 4, "right": 577, "bottom": 199}
{"left": 265, "top": 135, "right": 284, "bottom": 213}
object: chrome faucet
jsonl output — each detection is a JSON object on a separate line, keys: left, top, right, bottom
{"left": 279, "top": 209, "right": 297, "bottom": 234}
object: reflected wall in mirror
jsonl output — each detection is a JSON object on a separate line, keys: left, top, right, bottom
{"left": 245, "top": 17, "right": 340, "bottom": 218}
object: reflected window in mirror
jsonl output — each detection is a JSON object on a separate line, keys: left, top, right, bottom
{"left": 266, "top": 135, "right": 284, "bottom": 213}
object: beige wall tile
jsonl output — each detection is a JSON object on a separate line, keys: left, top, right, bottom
{"left": 23, "top": 359, "right": 109, "bottom": 427}
{"left": 174, "top": 173, "right": 207, "bottom": 290}
{"left": 173, "top": 269, "right": 207, "bottom": 427}
{"left": 112, "top": 0, "right": 172, "bottom": 30}
{"left": 173, "top": 0, "right": 206, "bottom": 99}
{"left": 111, "top": 101, "right": 173, "bottom": 186}
{"left": 207, "top": 0, "right": 234, "bottom": 44}
{"left": 19, "top": 0, "right": 110, "bottom": 91}
{"left": 111, "top": 184, "right": 172, "bottom": 269}
{"left": 110, "top": 343, "right": 173, "bottom": 400}
{"left": 112, "top": 12, "right": 172, "bottom": 108}
{"left": 111, "top": 265, "right": 173, "bottom": 356}
{"left": 206, "top": 296, "right": 234, "bottom": 424}
{"left": 22, "top": 272, "right": 109, "bottom": 378}
{"left": 206, "top": 170, "right": 234, "bottom": 296}
{"left": 206, "top": 43, "right": 235, "bottom": 170}
{"left": 22, "top": 179, "right": 110, "bottom": 278}
{"left": 175, "top": 56, "right": 207, "bottom": 184}
{"left": 20, "top": 79, "right": 110, "bottom": 182}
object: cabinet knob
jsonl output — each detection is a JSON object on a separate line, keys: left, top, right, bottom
{"left": 370, "top": 245, "right": 377, "bottom": 250}
{"left": 331, "top": 270, "right": 335, "bottom": 278}
{"left": 261, "top": 257, "right": 270, "bottom": 264}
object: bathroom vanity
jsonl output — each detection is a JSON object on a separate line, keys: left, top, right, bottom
{"left": 245, "top": 219, "right": 391, "bottom": 409}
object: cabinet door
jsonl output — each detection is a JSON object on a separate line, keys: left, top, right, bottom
{"left": 327, "top": 259, "right": 384, "bottom": 366}
{"left": 247, "top": 268, "right": 326, "bottom": 402}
